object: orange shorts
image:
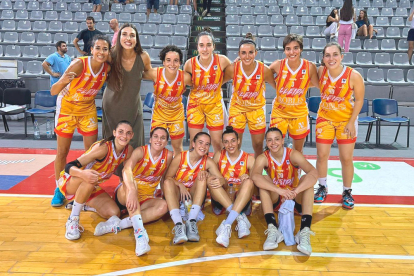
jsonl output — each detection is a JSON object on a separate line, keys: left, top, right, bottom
{"left": 187, "top": 100, "right": 226, "bottom": 131}
{"left": 55, "top": 112, "right": 98, "bottom": 138}
{"left": 228, "top": 106, "right": 266, "bottom": 134}
{"left": 58, "top": 172, "right": 106, "bottom": 202}
{"left": 270, "top": 116, "right": 309, "bottom": 140}
{"left": 315, "top": 117, "right": 358, "bottom": 144}
{"left": 151, "top": 119, "right": 185, "bottom": 140}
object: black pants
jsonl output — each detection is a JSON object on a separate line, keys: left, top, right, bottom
{"left": 203, "top": 0, "right": 211, "bottom": 13}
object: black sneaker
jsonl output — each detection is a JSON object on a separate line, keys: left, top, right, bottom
{"left": 342, "top": 189, "right": 354, "bottom": 209}
{"left": 314, "top": 184, "right": 328, "bottom": 203}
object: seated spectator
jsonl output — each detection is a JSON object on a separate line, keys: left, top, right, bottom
{"left": 323, "top": 8, "right": 339, "bottom": 38}
{"left": 356, "top": 10, "right": 377, "bottom": 39}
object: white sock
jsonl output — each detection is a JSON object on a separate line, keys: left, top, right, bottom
{"left": 170, "top": 209, "right": 183, "bottom": 225}
{"left": 55, "top": 180, "right": 59, "bottom": 188}
{"left": 224, "top": 210, "right": 239, "bottom": 226}
{"left": 226, "top": 204, "right": 233, "bottom": 213}
{"left": 119, "top": 217, "right": 133, "bottom": 229}
{"left": 70, "top": 200, "right": 84, "bottom": 219}
{"left": 131, "top": 214, "right": 144, "bottom": 232}
{"left": 343, "top": 186, "right": 352, "bottom": 192}
{"left": 188, "top": 204, "right": 201, "bottom": 221}
{"left": 318, "top": 177, "right": 327, "bottom": 187}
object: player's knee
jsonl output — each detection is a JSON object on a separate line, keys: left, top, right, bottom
{"left": 243, "top": 178, "right": 254, "bottom": 190}
{"left": 339, "top": 154, "right": 353, "bottom": 165}
{"left": 164, "top": 179, "right": 175, "bottom": 190}
{"left": 157, "top": 200, "right": 168, "bottom": 216}
{"left": 103, "top": 207, "right": 120, "bottom": 219}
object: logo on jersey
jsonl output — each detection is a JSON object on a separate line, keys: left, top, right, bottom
{"left": 256, "top": 75, "right": 261, "bottom": 79}
{"left": 177, "top": 81, "right": 181, "bottom": 86}
{"left": 286, "top": 159, "right": 290, "bottom": 165}
{"left": 200, "top": 164, "right": 204, "bottom": 169}
{"left": 302, "top": 69, "right": 306, "bottom": 74}
{"left": 161, "top": 159, "right": 165, "bottom": 163}
{"left": 102, "top": 72, "right": 105, "bottom": 76}
{"left": 214, "top": 65, "right": 218, "bottom": 70}
{"left": 240, "top": 161, "right": 245, "bottom": 166}
{"left": 342, "top": 78, "right": 347, "bottom": 83}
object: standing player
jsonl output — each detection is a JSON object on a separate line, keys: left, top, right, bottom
{"left": 50, "top": 35, "right": 111, "bottom": 208}
{"left": 212, "top": 126, "right": 255, "bottom": 248}
{"left": 94, "top": 127, "right": 173, "bottom": 256}
{"left": 269, "top": 34, "right": 319, "bottom": 153}
{"left": 163, "top": 132, "right": 225, "bottom": 244}
{"left": 223, "top": 33, "right": 276, "bottom": 158}
{"left": 251, "top": 128, "right": 318, "bottom": 256}
{"left": 143, "top": 45, "right": 192, "bottom": 156}
{"left": 314, "top": 42, "right": 364, "bottom": 209}
{"left": 59, "top": 121, "right": 133, "bottom": 241}
{"left": 184, "top": 27, "right": 231, "bottom": 153}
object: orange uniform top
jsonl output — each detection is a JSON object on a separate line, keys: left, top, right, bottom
{"left": 153, "top": 67, "right": 185, "bottom": 122}
{"left": 318, "top": 66, "right": 354, "bottom": 122}
{"left": 174, "top": 150, "right": 208, "bottom": 188}
{"left": 81, "top": 140, "right": 129, "bottom": 185}
{"left": 190, "top": 54, "right": 224, "bottom": 105}
{"left": 272, "top": 58, "right": 311, "bottom": 118}
{"left": 218, "top": 149, "right": 249, "bottom": 185}
{"left": 230, "top": 60, "right": 266, "bottom": 112}
{"left": 264, "top": 148, "right": 299, "bottom": 190}
{"left": 58, "top": 56, "right": 108, "bottom": 116}
{"left": 132, "top": 145, "right": 169, "bottom": 198}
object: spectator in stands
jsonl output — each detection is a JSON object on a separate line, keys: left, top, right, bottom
{"left": 73, "top": 17, "right": 103, "bottom": 56}
{"left": 338, "top": 0, "right": 355, "bottom": 52}
{"left": 407, "top": 9, "right": 414, "bottom": 62}
{"left": 146, "top": 0, "right": 159, "bottom": 16}
{"left": 202, "top": 0, "right": 212, "bottom": 17}
{"left": 42, "top": 41, "right": 72, "bottom": 87}
{"left": 114, "top": 0, "right": 132, "bottom": 3}
{"left": 92, "top": 0, "right": 102, "bottom": 12}
{"left": 356, "top": 10, "right": 377, "bottom": 39}
{"left": 188, "top": 0, "right": 200, "bottom": 17}
{"left": 323, "top": 8, "right": 339, "bottom": 39}
{"left": 109, "top": 19, "right": 119, "bottom": 48}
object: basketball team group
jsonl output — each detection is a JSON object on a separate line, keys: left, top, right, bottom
{"left": 49, "top": 23, "right": 365, "bottom": 258}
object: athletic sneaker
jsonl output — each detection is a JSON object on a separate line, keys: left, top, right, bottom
{"left": 295, "top": 227, "right": 315, "bottom": 256}
{"left": 135, "top": 228, "right": 151, "bottom": 256}
{"left": 172, "top": 223, "right": 187, "bottom": 244}
{"left": 51, "top": 187, "right": 65, "bottom": 207}
{"left": 94, "top": 215, "right": 121, "bottom": 236}
{"left": 342, "top": 189, "right": 355, "bottom": 209}
{"left": 263, "top": 224, "right": 284, "bottom": 251}
{"left": 194, "top": 10, "right": 200, "bottom": 17}
{"left": 201, "top": 9, "right": 208, "bottom": 17}
{"left": 216, "top": 222, "right": 232, "bottom": 248}
{"left": 186, "top": 219, "right": 200, "bottom": 242}
{"left": 235, "top": 213, "right": 251, "bottom": 239}
{"left": 314, "top": 184, "right": 328, "bottom": 203}
{"left": 65, "top": 216, "right": 84, "bottom": 240}
{"left": 207, "top": 13, "right": 211, "bottom": 16}
{"left": 65, "top": 201, "right": 96, "bottom": 212}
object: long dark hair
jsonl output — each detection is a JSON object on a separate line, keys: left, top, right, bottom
{"left": 340, "top": 0, "right": 354, "bottom": 21}
{"left": 358, "top": 10, "right": 368, "bottom": 24}
{"left": 108, "top": 23, "right": 143, "bottom": 93}
{"left": 100, "top": 120, "right": 133, "bottom": 145}
{"left": 327, "top": 8, "right": 337, "bottom": 24}
{"left": 263, "top": 127, "right": 283, "bottom": 151}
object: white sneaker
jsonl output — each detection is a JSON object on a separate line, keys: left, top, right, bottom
{"left": 172, "top": 223, "right": 188, "bottom": 244}
{"left": 235, "top": 213, "right": 251, "bottom": 239}
{"left": 215, "top": 220, "right": 225, "bottom": 236}
{"left": 135, "top": 228, "right": 151, "bottom": 256}
{"left": 263, "top": 224, "right": 284, "bottom": 251}
{"left": 194, "top": 10, "right": 200, "bottom": 17}
{"left": 186, "top": 220, "right": 200, "bottom": 242}
{"left": 94, "top": 215, "right": 121, "bottom": 236}
{"left": 201, "top": 9, "right": 208, "bottom": 17}
{"left": 65, "top": 216, "right": 84, "bottom": 240}
{"left": 295, "top": 227, "right": 315, "bottom": 256}
{"left": 216, "top": 222, "right": 232, "bottom": 248}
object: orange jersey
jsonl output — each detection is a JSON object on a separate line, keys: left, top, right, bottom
{"left": 230, "top": 60, "right": 266, "bottom": 112}
{"left": 264, "top": 148, "right": 299, "bottom": 190}
{"left": 58, "top": 56, "right": 108, "bottom": 116}
{"left": 153, "top": 67, "right": 185, "bottom": 122}
{"left": 318, "top": 66, "right": 354, "bottom": 122}
{"left": 82, "top": 140, "right": 129, "bottom": 185}
{"left": 174, "top": 150, "right": 208, "bottom": 188}
{"left": 272, "top": 58, "right": 311, "bottom": 118}
{"left": 218, "top": 149, "right": 249, "bottom": 185}
{"left": 132, "top": 145, "right": 169, "bottom": 196}
{"left": 190, "top": 54, "right": 224, "bottom": 105}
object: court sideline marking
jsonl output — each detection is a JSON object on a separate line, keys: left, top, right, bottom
{"left": 95, "top": 251, "right": 414, "bottom": 276}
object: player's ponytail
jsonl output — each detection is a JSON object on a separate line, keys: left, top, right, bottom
{"left": 222, "top": 126, "right": 239, "bottom": 140}
{"left": 239, "top": 32, "right": 257, "bottom": 49}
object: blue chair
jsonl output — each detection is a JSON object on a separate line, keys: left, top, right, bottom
{"left": 25, "top": 90, "right": 57, "bottom": 136}
{"left": 97, "top": 107, "right": 103, "bottom": 121}
{"left": 358, "top": 99, "right": 377, "bottom": 143}
{"left": 307, "top": 96, "right": 321, "bottom": 146}
{"left": 143, "top": 92, "right": 154, "bottom": 113}
{"left": 372, "top": 98, "right": 410, "bottom": 147}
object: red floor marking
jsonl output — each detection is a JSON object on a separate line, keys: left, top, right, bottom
{"left": 1, "top": 148, "right": 414, "bottom": 204}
